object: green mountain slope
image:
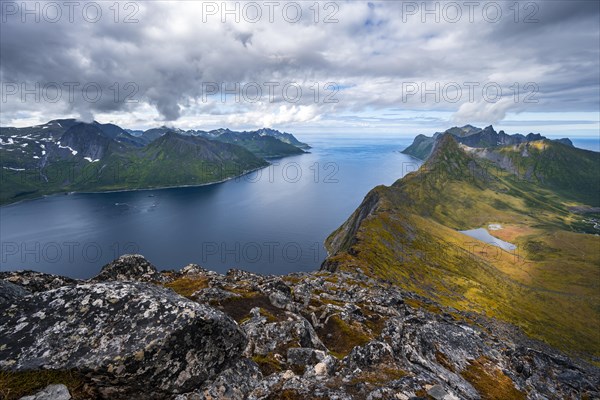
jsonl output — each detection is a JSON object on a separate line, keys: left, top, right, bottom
{"left": 400, "top": 134, "right": 436, "bottom": 160}
{"left": 486, "top": 140, "right": 600, "bottom": 206}
{"left": 213, "top": 131, "right": 306, "bottom": 158}
{"left": 324, "top": 134, "right": 600, "bottom": 359}
{"left": 0, "top": 127, "right": 268, "bottom": 204}
{"left": 107, "top": 132, "right": 269, "bottom": 188}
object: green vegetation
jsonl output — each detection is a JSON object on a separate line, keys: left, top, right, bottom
{"left": 252, "top": 354, "right": 283, "bottom": 376}
{"left": 325, "top": 135, "right": 600, "bottom": 358}
{"left": 0, "top": 131, "right": 268, "bottom": 205}
{"left": 435, "top": 351, "right": 455, "bottom": 372}
{"left": 214, "top": 131, "right": 305, "bottom": 158}
{"left": 217, "top": 294, "right": 286, "bottom": 324}
{"left": 494, "top": 140, "right": 600, "bottom": 206}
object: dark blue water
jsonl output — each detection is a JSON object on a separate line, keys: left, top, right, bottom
{"left": 0, "top": 136, "right": 421, "bottom": 278}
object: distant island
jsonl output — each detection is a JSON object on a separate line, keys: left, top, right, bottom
{"left": 0, "top": 120, "right": 310, "bottom": 205}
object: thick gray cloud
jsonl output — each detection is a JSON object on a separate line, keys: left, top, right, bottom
{"left": 0, "top": 0, "right": 598, "bottom": 130}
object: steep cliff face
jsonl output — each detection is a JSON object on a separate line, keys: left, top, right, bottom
{"left": 1, "top": 255, "right": 598, "bottom": 399}
{"left": 324, "top": 187, "right": 383, "bottom": 257}
{"left": 400, "top": 134, "right": 435, "bottom": 160}
{"left": 58, "top": 123, "right": 119, "bottom": 160}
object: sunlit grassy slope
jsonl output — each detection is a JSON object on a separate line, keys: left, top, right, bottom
{"left": 324, "top": 134, "right": 600, "bottom": 359}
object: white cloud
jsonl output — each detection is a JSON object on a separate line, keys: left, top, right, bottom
{"left": 226, "top": 104, "right": 321, "bottom": 128}
{"left": 452, "top": 98, "right": 516, "bottom": 126}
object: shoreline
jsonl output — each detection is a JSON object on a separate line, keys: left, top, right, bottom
{"left": 0, "top": 165, "right": 269, "bottom": 208}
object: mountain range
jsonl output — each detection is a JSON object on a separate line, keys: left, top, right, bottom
{"left": 0, "top": 120, "right": 309, "bottom": 204}
{"left": 134, "top": 126, "right": 310, "bottom": 157}
{"left": 324, "top": 129, "right": 600, "bottom": 361}
{"left": 402, "top": 124, "right": 574, "bottom": 160}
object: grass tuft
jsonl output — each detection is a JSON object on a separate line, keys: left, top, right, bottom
{"left": 461, "top": 357, "right": 526, "bottom": 400}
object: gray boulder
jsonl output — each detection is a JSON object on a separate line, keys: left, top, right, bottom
{"left": 287, "top": 347, "right": 326, "bottom": 366}
{"left": 193, "top": 287, "right": 240, "bottom": 303}
{"left": 19, "top": 384, "right": 71, "bottom": 400}
{"left": 0, "top": 281, "right": 246, "bottom": 399}
{"left": 343, "top": 340, "right": 395, "bottom": 370}
{"left": 199, "top": 358, "right": 263, "bottom": 400}
{"left": 0, "top": 280, "right": 30, "bottom": 306}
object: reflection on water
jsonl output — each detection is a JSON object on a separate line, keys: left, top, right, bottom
{"left": 459, "top": 228, "right": 517, "bottom": 251}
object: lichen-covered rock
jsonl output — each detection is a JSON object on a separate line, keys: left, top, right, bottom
{"left": 257, "top": 279, "right": 293, "bottom": 309}
{"left": 180, "top": 263, "right": 209, "bottom": 276}
{"left": 177, "top": 358, "right": 263, "bottom": 400}
{"left": 192, "top": 287, "right": 240, "bottom": 303}
{"left": 0, "top": 270, "right": 77, "bottom": 292}
{"left": 242, "top": 309, "right": 325, "bottom": 357}
{"left": 2, "top": 257, "right": 599, "bottom": 399}
{"left": 286, "top": 347, "right": 326, "bottom": 366}
{"left": 0, "top": 281, "right": 246, "bottom": 399}
{"left": 343, "top": 340, "right": 395, "bottom": 370}
{"left": 0, "top": 280, "right": 30, "bottom": 306}
{"left": 91, "top": 254, "right": 164, "bottom": 283}
{"left": 18, "top": 384, "right": 71, "bottom": 400}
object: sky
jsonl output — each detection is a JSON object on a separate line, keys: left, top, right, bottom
{"left": 1, "top": 0, "right": 599, "bottom": 137}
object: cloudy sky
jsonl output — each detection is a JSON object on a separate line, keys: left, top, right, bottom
{"left": 1, "top": 0, "right": 599, "bottom": 136}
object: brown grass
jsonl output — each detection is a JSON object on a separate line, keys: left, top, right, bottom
{"left": 317, "top": 315, "right": 371, "bottom": 358}
{"left": 218, "top": 294, "right": 286, "bottom": 323}
{"left": 461, "top": 357, "right": 526, "bottom": 400}
{"left": 164, "top": 276, "right": 209, "bottom": 298}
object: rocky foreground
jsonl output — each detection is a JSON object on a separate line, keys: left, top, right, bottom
{"left": 1, "top": 255, "right": 598, "bottom": 400}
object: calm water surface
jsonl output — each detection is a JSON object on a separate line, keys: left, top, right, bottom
{"left": 1, "top": 136, "right": 421, "bottom": 278}
{"left": 459, "top": 228, "right": 517, "bottom": 251}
